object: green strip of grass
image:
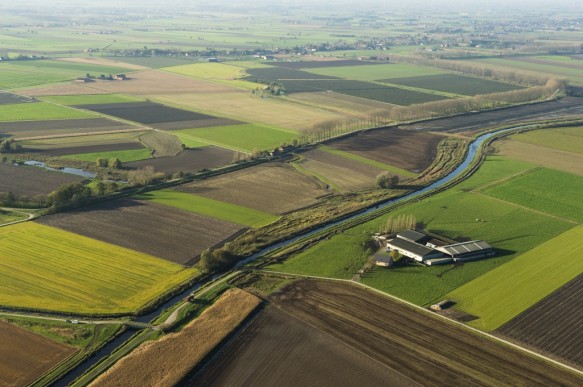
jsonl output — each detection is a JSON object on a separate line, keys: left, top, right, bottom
{"left": 320, "top": 145, "right": 417, "bottom": 178}
{"left": 41, "top": 94, "right": 142, "bottom": 106}
{"left": 0, "top": 102, "right": 95, "bottom": 121}
{"left": 138, "top": 190, "right": 278, "bottom": 228}
{"left": 447, "top": 226, "right": 583, "bottom": 331}
{"left": 63, "top": 149, "right": 152, "bottom": 163}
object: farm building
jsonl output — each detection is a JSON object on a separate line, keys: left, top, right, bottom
{"left": 386, "top": 237, "right": 445, "bottom": 262}
{"left": 396, "top": 229, "right": 428, "bottom": 244}
{"left": 436, "top": 240, "right": 495, "bottom": 261}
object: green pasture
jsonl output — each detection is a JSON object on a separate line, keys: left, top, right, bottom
{"left": 482, "top": 168, "right": 583, "bottom": 223}
{"left": 9, "top": 60, "right": 132, "bottom": 76}
{"left": 137, "top": 190, "right": 278, "bottom": 228}
{"left": 448, "top": 226, "right": 583, "bottom": 331}
{"left": 0, "top": 102, "right": 95, "bottom": 121}
{"left": 304, "top": 63, "right": 446, "bottom": 82}
{"left": 508, "top": 126, "right": 583, "bottom": 155}
{"left": 0, "top": 222, "right": 198, "bottom": 314}
{"left": 41, "top": 94, "right": 142, "bottom": 106}
{"left": 174, "top": 123, "right": 296, "bottom": 152}
{"left": 476, "top": 58, "right": 583, "bottom": 85}
{"left": 320, "top": 145, "right": 417, "bottom": 178}
{"left": 164, "top": 62, "right": 247, "bottom": 80}
{"left": 104, "top": 56, "right": 198, "bottom": 68}
{"left": 63, "top": 148, "right": 152, "bottom": 163}
{"left": 0, "top": 210, "right": 27, "bottom": 225}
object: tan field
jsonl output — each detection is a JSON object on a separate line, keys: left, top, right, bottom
{"left": 20, "top": 82, "right": 111, "bottom": 96}
{"left": 56, "top": 57, "right": 148, "bottom": 71}
{"left": 288, "top": 91, "right": 391, "bottom": 116}
{"left": 91, "top": 288, "right": 261, "bottom": 387}
{"left": 150, "top": 91, "right": 347, "bottom": 131}
{"left": 496, "top": 138, "right": 583, "bottom": 176}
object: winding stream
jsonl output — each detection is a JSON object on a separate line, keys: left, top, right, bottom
{"left": 55, "top": 124, "right": 528, "bottom": 386}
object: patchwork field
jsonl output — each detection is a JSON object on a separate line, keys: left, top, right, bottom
{"left": 327, "top": 128, "right": 443, "bottom": 173}
{"left": 0, "top": 117, "right": 138, "bottom": 139}
{"left": 0, "top": 222, "right": 198, "bottom": 313}
{"left": 37, "top": 199, "right": 243, "bottom": 265}
{"left": 447, "top": 226, "right": 583, "bottom": 331}
{"left": 269, "top": 59, "right": 380, "bottom": 69}
{"left": 0, "top": 102, "right": 95, "bottom": 122}
{"left": 176, "top": 163, "right": 329, "bottom": 215}
{"left": 0, "top": 163, "right": 83, "bottom": 197}
{"left": 380, "top": 73, "right": 524, "bottom": 96}
{"left": 138, "top": 190, "right": 278, "bottom": 228}
{"left": 0, "top": 321, "right": 77, "bottom": 387}
{"left": 41, "top": 94, "right": 143, "bottom": 106}
{"left": 476, "top": 57, "right": 583, "bottom": 85}
{"left": 0, "top": 91, "right": 34, "bottom": 105}
{"left": 125, "top": 147, "right": 235, "bottom": 174}
{"left": 497, "top": 274, "right": 583, "bottom": 369}
{"left": 57, "top": 57, "right": 147, "bottom": 71}
{"left": 506, "top": 126, "right": 583, "bottom": 155}
{"left": 294, "top": 148, "right": 384, "bottom": 192}
{"left": 304, "top": 63, "right": 446, "bottom": 82}
{"left": 245, "top": 67, "right": 339, "bottom": 81}
{"left": 21, "top": 131, "right": 147, "bottom": 154}
{"left": 263, "top": 280, "right": 582, "bottom": 385}
{"left": 175, "top": 123, "right": 296, "bottom": 152}
{"left": 287, "top": 91, "right": 392, "bottom": 116}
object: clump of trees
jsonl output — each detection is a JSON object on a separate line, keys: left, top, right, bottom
{"left": 47, "top": 180, "right": 118, "bottom": 209}
{"left": 127, "top": 166, "right": 163, "bottom": 186}
{"left": 379, "top": 214, "right": 417, "bottom": 234}
{"left": 96, "top": 157, "right": 122, "bottom": 169}
{"left": 0, "top": 139, "right": 22, "bottom": 153}
{"left": 376, "top": 172, "right": 399, "bottom": 189}
{"left": 198, "top": 244, "right": 240, "bottom": 273}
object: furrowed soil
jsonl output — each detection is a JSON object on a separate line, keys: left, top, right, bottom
{"left": 175, "top": 163, "right": 329, "bottom": 215}
{"left": 27, "top": 141, "right": 144, "bottom": 156}
{"left": 0, "top": 163, "right": 83, "bottom": 196}
{"left": 0, "top": 320, "right": 76, "bottom": 387}
{"left": 497, "top": 274, "right": 583, "bottom": 370}
{"left": 125, "top": 147, "right": 235, "bottom": 174}
{"left": 328, "top": 128, "right": 442, "bottom": 173}
{"left": 259, "top": 280, "right": 581, "bottom": 386}
{"left": 91, "top": 289, "right": 261, "bottom": 387}
{"left": 37, "top": 199, "right": 243, "bottom": 265}
{"left": 0, "top": 118, "right": 138, "bottom": 139}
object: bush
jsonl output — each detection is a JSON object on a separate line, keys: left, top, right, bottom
{"left": 376, "top": 172, "right": 399, "bottom": 189}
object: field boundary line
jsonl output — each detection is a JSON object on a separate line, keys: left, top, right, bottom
{"left": 260, "top": 270, "right": 583, "bottom": 377}
{"left": 471, "top": 166, "right": 542, "bottom": 192}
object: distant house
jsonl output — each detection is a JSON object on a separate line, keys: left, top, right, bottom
{"left": 207, "top": 57, "right": 220, "bottom": 62}
{"left": 113, "top": 73, "right": 127, "bottom": 80}
{"left": 374, "top": 254, "right": 393, "bottom": 267}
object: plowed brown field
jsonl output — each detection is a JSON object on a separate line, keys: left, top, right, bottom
{"left": 0, "top": 163, "right": 83, "bottom": 196}
{"left": 204, "top": 279, "right": 582, "bottom": 386}
{"left": 0, "top": 118, "right": 137, "bottom": 139}
{"left": 497, "top": 274, "right": 583, "bottom": 370}
{"left": 37, "top": 199, "right": 243, "bottom": 265}
{"left": 125, "top": 147, "right": 234, "bottom": 174}
{"left": 0, "top": 321, "right": 76, "bottom": 387}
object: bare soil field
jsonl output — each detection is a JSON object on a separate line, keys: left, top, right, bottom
{"left": 139, "top": 131, "right": 183, "bottom": 157}
{"left": 402, "top": 97, "right": 583, "bottom": 134}
{"left": 57, "top": 57, "right": 148, "bottom": 71}
{"left": 91, "top": 289, "right": 261, "bottom": 387}
{"left": 19, "top": 83, "right": 111, "bottom": 97}
{"left": 495, "top": 138, "right": 583, "bottom": 176}
{"left": 27, "top": 141, "right": 144, "bottom": 156}
{"left": 297, "top": 148, "right": 383, "bottom": 192}
{"left": 190, "top": 306, "right": 412, "bottom": 387}
{"left": 0, "top": 320, "right": 76, "bottom": 387}
{"left": 288, "top": 91, "right": 391, "bottom": 116}
{"left": 176, "top": 163, "right": 329, "bottom": 215}
{"left": 125, "top": 147, "right": 235, "bottom": 174}
{"left": 37, "top": 199, "right": 243, "bottom": 265}
{"left": 261, "top": 280, "right": 583, "bottom": 386}
{"left": 0, "top": 92, "right": 33, "bottom": 105}
{"left": 0, "top": 163, "right": 83, "bottom": 196}
{"left": 497, "top": 275, "right": 583, "bottom": 370}
{"left": 328, "top": 128, "right": 443, "bottom": 173}
{"left": 270, "top": 60, "right": 380, "bottom": 69}
{"left": 0, "top": 118, "right": 137, "bottom": 139}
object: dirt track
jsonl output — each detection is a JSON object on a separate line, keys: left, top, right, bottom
{"left": 211, "top": 280, "right": 583, "bottom": 386}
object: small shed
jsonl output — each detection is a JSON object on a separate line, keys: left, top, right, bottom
{"left": 430, "top": 300, "right": 454, "bottom": 311}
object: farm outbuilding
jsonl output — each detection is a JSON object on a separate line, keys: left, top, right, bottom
{"left": 436, "top": 240, "right": 495, "bottom": 261}
{"left": 386, "top": 237, "right": 445, "bottom": 262}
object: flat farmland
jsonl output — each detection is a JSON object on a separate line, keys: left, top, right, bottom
{"left": 447, "top": 226, "right": 583, "bottom": 331}
{"left": 0, "top": 222, "right": 198, "bottom": 314}
{"left": 151, "top": 92, "right": 346, "bottom": 131}
{"left": 270, "top": 59, "right": 381, "bottom": 69}
{"left": 57, "top": 57, "right": 148, "bottom": 71}
{"left": 192, "top": 307, "right": 412, "bottom": 387}
{"left": 176, "top": 163, "right": 329, "bottom": 215}
{"left": 42, "top": 94, "right": 143, "bottom": 106}
{"left": 294, "top": 148, "right": 384, "bottom": 192}
{"left": 507, "top": 126, "right": 583, "bottom": 155}
{"left": 245, "top": 67, "right": 339, "bottom": 81}
{"left": 64, "top": 148, "right": 152, "bottom": 163}
{"left": 125, "top": 147, "right": 234, "bottom": 174}
{"left": 22, "top": 131, "right": 147, "bottom": 156}
{"left": 381, "top": 73, "right": 524, "bottom": 96}
{"left": 279, "top": 79, "right": 448, "bottom": 105}
{"left": 287, "top": 91, "right": 392, "bottom": 116}
{"left": 477, "top": 58, "right": 583, "bottom": 85}
{"left": 327, "top": 128, "right": 443, "bottom": 173}
{"left": 37, "top": 199, "right": 243, "bottom": 265}
{"left": 497, "top": 275, "right": 583, "bottom": 369}
{"left": 0, "top": 321, "right": 76, "bottom": 387}
{"left": 263, "top": 280, "right": 583, "bottom": 385}
{"left": 0, "top": 163, "right": 83, "bottom": 196}
{"left": 0, "top": 102, "right": 95, "bottom": 121}
{"left": 305, "top": 63, "right": 446, "bottom": 82}
{"left": 0, "top": 117, "right": 138, "bottom": 139}
{"left": 0, "top": 92, "right": 34, "bottom": 105}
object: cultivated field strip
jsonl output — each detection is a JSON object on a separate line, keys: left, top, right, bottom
{"left": 497, "top": 274, "right": 583, "bottom": 369}
{"left": 125, "top": 147, "right": 235, "bottom": 174}
{"left": 0, "top": 117, "right": 137, "bottom": 139}
{"left": 270, "top": 280, "right": 582, "bottom": 386}
{"left": 0, "top": 163, "right": 83, "bottom": 196}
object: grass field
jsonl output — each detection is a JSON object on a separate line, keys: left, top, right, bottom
{"left": 305, "top": 63, "right": 446, "bottom": 82}
{"left": 320, "top": 145, "right": 417, "bottom": 177}
{"left": 0, "top": 210, "right": 27, "bottom": 225}
{"left": 138, "top": 190, "right": 278, "bottom": 228}
{"left": 482, "top": 168, "right": 583, "bottom": 223}
{"left": 164, "top": 62, "right": 247, "bottom": 80}
{"left": 0, "top": 222, "right": 198, "bottom": 314}
{"left": 174, "top": 123, "right": 297, "bottom": 152}
{"left": 447, "top": 226, "right": 583, "bottom": 331}
{"left": 476, "top": 58, "right": 583, "bottom": 85}
{"left": 0, "top": 102, "right": 95, "bottom": 121}
{"left": 41, "top": 94, "right": 143, "bottom": 106}
{"left": 10, "top": 60, "right": 132, "bottom": 76}
{"left": 63, "top": 148, "right": 152, "bottom": 162}
{"left": 508, "top": 126, "right": 583, "bottom": 155}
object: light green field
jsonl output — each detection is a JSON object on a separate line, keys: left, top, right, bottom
{"left": 0, "top": 210, "right": 27, "bottom": 225}
{"left": 175, "top": 123, "right": 297, "bottom": 152}
{"left": 0, "top": 222, "right": 198, "bottom": 314}
{"left": 41, "top": 94, "right": 142, "bottom": 106}
{"left": 447, "top": 226, "right": 583, "bottom": 331}
{"left": 476, "top": 58, "right": 583, "bottom": 85}
{"left": 305, "top": 63, "right": 446, "bottom": 82}
{"left": 483, "top": 168, "right": 583, "bottom": 223}
{"left": 138, "top": 190, "right": 278, "bottom": 228}
{"left": 508, "top": 126, "right": 583, "bottom": 155}
{"left": 178, "top": 136, "right": 210, "bottom": 148}
{"left": 0, "top": 102, "right": 95, "bottom": 121}
{"left": 164, "top": 62, "right": 247, "bottom": 80}
{"left": 320, "top": 145, "right": 417, "bottom": 178}
{"left": 10, "top": 60, "right": 132, "bottom": 75}
{"left": 63, "top": 148, "right": 152, "bottom": 163}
